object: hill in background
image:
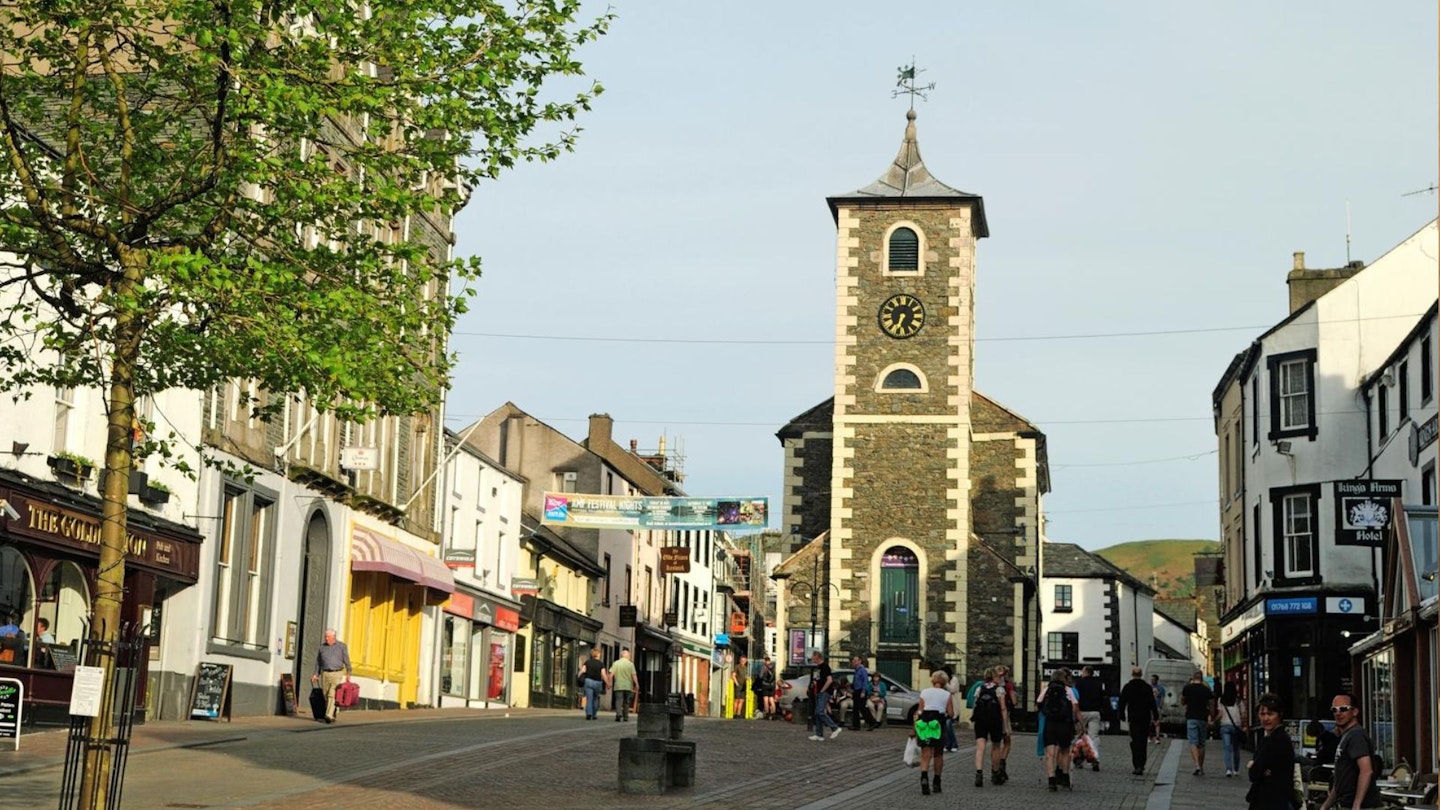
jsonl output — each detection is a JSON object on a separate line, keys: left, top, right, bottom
{"left": 1093, "top": 539, "right": 1221, "bottom": 601}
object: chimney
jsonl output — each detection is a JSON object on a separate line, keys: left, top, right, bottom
{"left": 1286, "top": 251, "right": 1363, "bottom": 313}
{"left": 629, "top": 439, "right": 638, "bottom": 453}
{"left": 588, "top": 413, "right": 613, "bottom": 449}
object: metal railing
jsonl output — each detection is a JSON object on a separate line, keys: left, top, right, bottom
{"left": 57, "top": 622, "right": 147, "bottom": 810}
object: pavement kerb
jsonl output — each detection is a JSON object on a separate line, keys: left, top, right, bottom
{"left": 0, "top": 706, "right": 568, "bottom": 778}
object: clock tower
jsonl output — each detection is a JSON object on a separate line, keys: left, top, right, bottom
{"left": 791, "top": 107, "right": 1045, "bottom": 688}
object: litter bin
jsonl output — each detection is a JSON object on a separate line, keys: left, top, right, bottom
{"left": 684, "top": 693, "right": 696, "bottom": 715}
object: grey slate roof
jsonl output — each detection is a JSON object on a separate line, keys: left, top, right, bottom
{"left": 827, "top": 110, "right": 990, "bottom": 238}
{"left": 1043, "top": 542, "right": 1157, "bottom": 596}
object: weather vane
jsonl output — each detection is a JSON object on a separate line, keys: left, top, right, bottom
{"left": 892, "top": 60, "right": 935, "bottom": 110}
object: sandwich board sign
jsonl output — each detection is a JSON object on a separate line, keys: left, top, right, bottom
{"left": 0, "top": 677, "right": 24, "bottom": 751}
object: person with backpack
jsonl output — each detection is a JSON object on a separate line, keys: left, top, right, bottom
{"left": 995, "top": 664, "right": 1019, "bottom": 783}
{"left": 914, "top": 669, "right": 956, "bottom": 795}
{"left": 1038, "top": 668, "right": 1081, "bottom": 791}
{"left": 971, "top": 666, "right": 1010, "bottom": 787}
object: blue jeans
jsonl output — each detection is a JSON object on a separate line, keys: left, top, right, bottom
{"left": 583, "top": 678, "right": 603, "bottom": 718}
{"left": 942, "top": 717, "right": 958, "bottom": 750}
{"left": 1220, "top": 724, "right": 1242, "bottom": 771}
{"left": 813, "top": 693, "right": 839, "bottom": 735}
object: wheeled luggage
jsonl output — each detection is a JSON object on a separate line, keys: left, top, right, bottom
{"left": 335, "top": 680, "right": 359, "bottom": 709}
{"left": 309, "top": 686, "right": 327, "bottom": 720}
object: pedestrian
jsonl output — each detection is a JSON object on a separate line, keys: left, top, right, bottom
{"left": 806, "top": 651, "right": 842, "bottom": 741}
{"left": 970, "top": 666, "right": 1010, "bottom": 787}
{"left": 32, "top": 617, "right": 55, "bottom": 669}
{"left": 1038, "top": 668, "right": 1080, "bottom": 791}
{"left": 1074, "top": 665, "right": 1106, "bottom": 771}
{"left": 1117, "top": 665, "right": 1160, "bottom": 775}
{"left": 309, "top": 628, "right": 352, "bottom": 725}
{"left": 1318, "top": 693, "right": 1381, "bottom": 810}
{"left": 1150, "top": 674, "right": 1166, "bottom": 743}
{"left": 868, "top": 678, "right": 888, "bottom": 727}
{"left": 755, "top": 656, "right": 778, "bottom": 719}
{"left": 994, "top": 664, "right": 1018, "bottom": 783}
{"left": 915, "top": 669, "right": 955, "bottom": 795}
{"left": 1218, "top": 680, "right": 1249, "bottom": 777}
{"left": 731, "top": 655, "right": 749, "bottom": 719}
{"left": 579, "top": 646, "right": 607, "bottom": 720}
{"left": 1181, "top": 670, "right": 1216, "bottom": 775}
{"left": 608, "top": 647, "right": 637, "bottom": 722}
{"left": 941, "top": 663, "right": 961, "bottom": 752}
{"left": 849, "top": 655, "right": 880, "bottom": 730}
{"left": 1245, "top": 693, "right": 1295, "bottom": 810}
{"left": 0, "top": 610, "right": 23, "bottom": 664}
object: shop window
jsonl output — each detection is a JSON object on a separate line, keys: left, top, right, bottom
{"left": 34, "top": 561, "right": 88, "bottom": 669}
{"left": 210, "top": 482, "right": 277, "bottom": 654}
{"left": 531, "top": 633, "right": 547, "bottom": 691}
{"left": 549, "top": 635, "right": 568, "bottom": 696}
{"left": 486, "top": 632, "right": 509, "bottom": 701}
{"left": 441, "top": 614, "right": 469, "bottom": 696}
{"left": 0, "top": 545, "right": 34, "bottom": 664}
{"left": 1047, "top": 631, "right": 1078, "bottom": 662}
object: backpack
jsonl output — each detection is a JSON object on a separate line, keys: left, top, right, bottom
{"left": 972, "top": 682, "right": 1002, "bottom": 724}
{"left": 1041, "top": 682, "right": 1071, "bottom": 721}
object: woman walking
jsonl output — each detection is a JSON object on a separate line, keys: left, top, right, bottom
{"left": 1218, "top": 681, "right": 1249, "bottom": 777}
{"left": 579, "top": 647, "right": 607, "bottom": 720}
{"left": 914, "top": 670, "right": 956, "bottom": 795}
{"left": 1246, "top": 693, "right": 1296, "bottom": 810}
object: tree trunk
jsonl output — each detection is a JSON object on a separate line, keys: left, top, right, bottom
{"left": 78, "top": 249, "right": 144, "bottom": 810}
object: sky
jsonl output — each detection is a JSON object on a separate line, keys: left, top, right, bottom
{"left": 445, "top": 2, "right": 1439, "bottom": 551}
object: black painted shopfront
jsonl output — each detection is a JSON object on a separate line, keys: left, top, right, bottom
{"left": 0, "top": 469, "right": 202, "bottom": 722}
{"left": 518, "top": 594, "right": 602, "bottom": 710}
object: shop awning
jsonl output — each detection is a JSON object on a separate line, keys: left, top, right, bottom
{"left": 351, "top": 527, "right": 454, "bottom": 594}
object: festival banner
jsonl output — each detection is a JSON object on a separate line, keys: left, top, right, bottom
{"left": 540, "top": 493, "right": 768, "bottom": 530}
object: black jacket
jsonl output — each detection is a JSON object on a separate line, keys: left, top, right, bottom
{"left": 1117, "top": 677, "right": 1158, "bottom": 725}
{"left": 1247, "top": 727, "right": 1296, "bottom": 810}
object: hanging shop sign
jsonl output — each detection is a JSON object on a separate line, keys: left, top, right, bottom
{"left": 541, "top": 493, "right": 768, "bottom": 530}
{"left": 1333, "top": 480, "right": 1402, "bottom": 546}
{"left": 660, "top": 546, "right": 691, "bottom": 574}
{"left": 1411, "top": 415, "right": 1439, "bottom": 465}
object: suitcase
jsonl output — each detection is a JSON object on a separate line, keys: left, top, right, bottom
{"left": 309, "top": 687, "right": 327, "bottom": 721}
{"left": 335, "top": 680, "right": 359, "bottom": 709}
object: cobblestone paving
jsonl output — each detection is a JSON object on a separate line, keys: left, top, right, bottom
{"left": 0, "top": 710, "right": 1253, "bottom": 810}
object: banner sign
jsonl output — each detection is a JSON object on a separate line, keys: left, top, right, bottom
{"left": 541, "top": 493, "right": 768, "bottom": 530}
{"left": 1333, "top": 480, "right": 1401, "bottom": 546}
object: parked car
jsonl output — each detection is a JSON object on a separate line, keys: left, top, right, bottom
{"left": 776, "top": 668, "right": 921, "bottom": 725}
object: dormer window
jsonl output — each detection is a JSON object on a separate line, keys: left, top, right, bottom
{"left": 887, "top": 227, "right": 919, "bottom": 272}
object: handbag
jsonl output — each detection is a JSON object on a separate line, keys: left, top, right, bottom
{"left": 903, "top": 736, "right": 921, "bottom": 768}
{"left": 576, "top": 673, "right": 586, "bottom": 688}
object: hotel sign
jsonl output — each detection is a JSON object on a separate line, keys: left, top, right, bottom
{"left": 1333, "top": 480, "right": 1401, "bottom": 547}
{"left": 2, "top": 491, "right": 199, "bottom": 581}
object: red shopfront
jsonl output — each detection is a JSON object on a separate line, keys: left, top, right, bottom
{"left": 0, "top": 469, "right": 201, "bottom": 722}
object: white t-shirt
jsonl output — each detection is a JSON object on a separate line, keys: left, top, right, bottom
{"left": 921, "top": 686, "right": 954, "bottom": 715}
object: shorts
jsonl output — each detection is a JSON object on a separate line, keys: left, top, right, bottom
{"left": 752, "top": 687, "right": 771, "bottom": 698}
{"left": 1042, "top": 716, "right": 1074, "bottom": 749}
{"left": 974, "top": 719, "right": 1005, "bottom": 743}
{"left": 1186, "top": 719, "right": 1208, "bottom": 747}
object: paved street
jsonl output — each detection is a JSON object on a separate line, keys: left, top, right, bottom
{"left": 0, "top": 709, "right": 1251, "bottom": 809}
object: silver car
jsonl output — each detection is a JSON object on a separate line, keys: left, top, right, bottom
{"left": 776, "top": 668, "right": 920, "bottom": 725}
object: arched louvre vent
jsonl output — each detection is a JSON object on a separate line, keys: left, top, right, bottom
{"left": 882, "top": 369, "right": 922, "bottom": 389}
{"left": 888, "top": 227, "right": 919, "bottom": 271}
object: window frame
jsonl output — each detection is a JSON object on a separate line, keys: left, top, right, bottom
{"left": 1267, "top": 349, "right": 1318, "bottom": 441}
{"left": 1398, "top": 360, "right": 1410, "bottom": 424}
{"left": 1046, "top": 631, "right": 1079, "bottom": 662}
{"left": 875, "top": 363, "right": 928, "bottom": 393}
{"left": 881, "top": 222, "right": 924, "bottom": 276}
{"left": 1378, "top": 384, "right": 1390, "bottom": 438}
{"left": 208, "top": 479, "right": 279, "bottom": 660}
{"left": 1053, "top": 583, "right": 1073, "bottom": 613}
{"left": 1269, "top": 484, "right": 1321, "bottom": 585}
{"left": 1423, "top": 333, "right": 1434, "bottom": 405}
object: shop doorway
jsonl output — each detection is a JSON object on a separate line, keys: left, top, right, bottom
{"left": 293, "top": 510, "right": 331, "bottom": 687}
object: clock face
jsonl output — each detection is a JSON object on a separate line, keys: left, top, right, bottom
{"left": 877, "top": 293, "right": 925, "bottom": 339}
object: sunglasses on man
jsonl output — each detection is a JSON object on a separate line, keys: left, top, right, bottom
{"left": 1331, "top": 706, "right": 1355, "bottom": 714}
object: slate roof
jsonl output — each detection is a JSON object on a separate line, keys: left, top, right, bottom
{"left": 827, "top": 110, "right": 989, "bottom": 238}
{"left": 1042, "top": 542, "right": 1156, "bottom": 595}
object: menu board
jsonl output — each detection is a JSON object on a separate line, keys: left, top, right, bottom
{"left": 0, "top": 677, "right": 21, "bottom": 750}
{"left": 188, "top": 662, "right": 232, "bottom": 722}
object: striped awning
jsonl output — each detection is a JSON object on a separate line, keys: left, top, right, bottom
{"left": 351, "top": 526, "right": 454, "bottom": 594}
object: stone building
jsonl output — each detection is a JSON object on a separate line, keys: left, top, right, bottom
{"left": 776, "top": 110, "right": 1049, "bottom": 695}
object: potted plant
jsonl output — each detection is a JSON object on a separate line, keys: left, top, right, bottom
{"left": 47, "top": 451, "right": 96, "bottom": 486}
{"left": 140, "top": 480, "right": 171, "bottom": 506}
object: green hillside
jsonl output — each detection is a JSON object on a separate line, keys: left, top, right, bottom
{"left": 1093, "top": 539, "right": 1220, "bottom": 600}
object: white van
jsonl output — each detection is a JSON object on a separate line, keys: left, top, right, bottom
{"left": 1143, "top": 658, "right": 1202, "bottom": 733}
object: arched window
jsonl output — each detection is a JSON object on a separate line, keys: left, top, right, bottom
{"left": 878, "top": 546, "right": 920, "bottom": 644}
{"left": 34, "top": 561, "right": 88, "bottom": 669}
{"left": 887, "top": 227, "right": 919, "bottom": 272}
{"left": 881, "top": 369, "right": 922, "bottom": 390}
{"left": 0, "top": 545, "right": 34, "bottom": 665}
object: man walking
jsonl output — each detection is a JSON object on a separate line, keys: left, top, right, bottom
{"left": 310, "top": 628, "right": 352, "bottom": 725}
{"left": 1075, "top": 665, "right": 1106, "bottom": 771}
{"left": 849, "top": 655, "right": 880, "bottom": 730}
{"left": 1319, "top": 693, "right": 1380, "bottom": 810}
{"left": 609, "top": 647, "right": 637, "bottom": 722}
{"left": 1149, "top": 674, "right": 1166, "bottom": 743}
{"left": 1181, "top": 671, "right": 1215, "bottom": 775}
{"left": 1117, "top": 665, "right": 1160, "bottom": 775}
{"left": 807, "top": 651, "right": 842, "bottom": 740}
{"left": 995, "top": 664, "right": 1018, "bottom": 783}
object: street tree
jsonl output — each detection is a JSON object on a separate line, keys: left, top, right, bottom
{"left": 0, "top": 1, "right": 609, "bottom": 806}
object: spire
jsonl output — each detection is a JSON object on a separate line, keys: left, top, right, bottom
{"left": 882, "top": 109, "right": 931, "bottom": 195}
